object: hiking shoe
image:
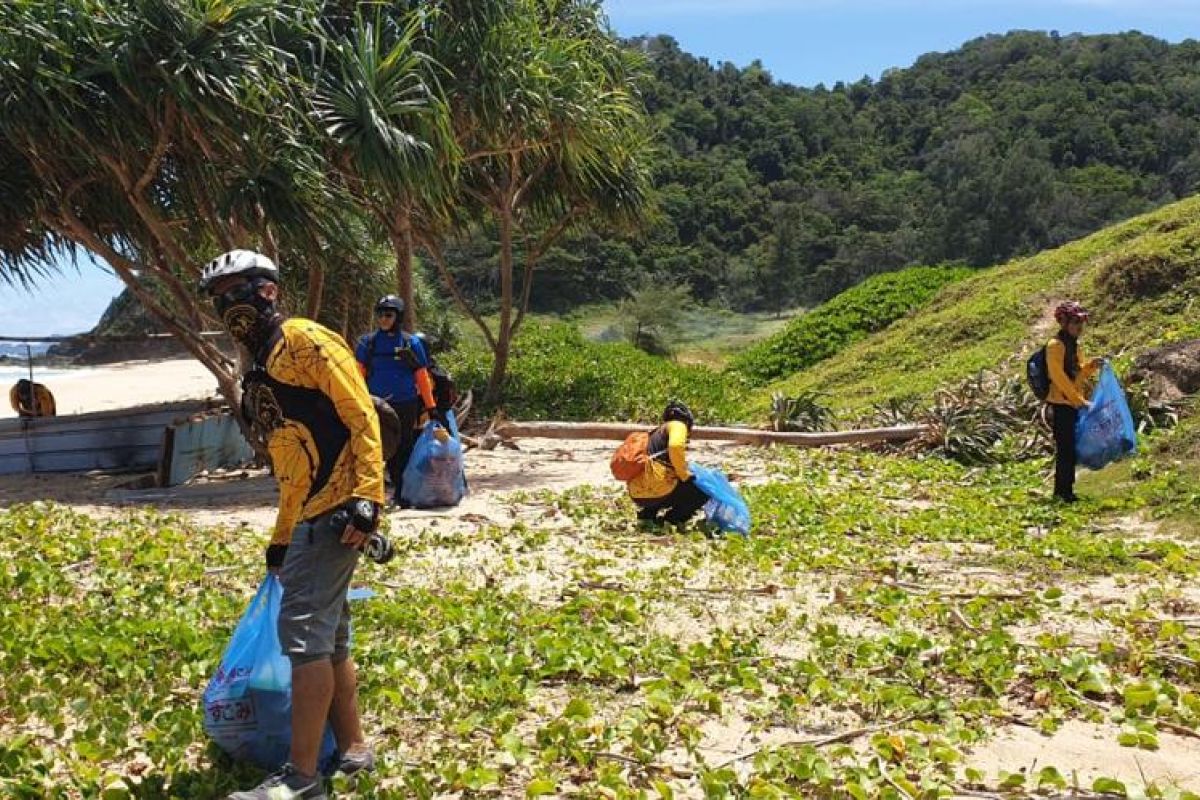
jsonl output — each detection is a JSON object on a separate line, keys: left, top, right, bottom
{"left": 226, "top": 764, "right": 327, "bottom": 800}
{"left": 335, "top": 744, "right": 376, "bottom": 777}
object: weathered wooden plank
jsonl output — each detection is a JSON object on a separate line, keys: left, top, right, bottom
{"left": 0, "top": 401, "right": 204, "bottom": 438}
{"left": 162, "top": 413, "right": 254, "bottom": 486}
{"left": 492, "top": 421, "right": 929, "bottom": 447}
{"left": 0, "top": 400, "right": 212, "bottom": 475}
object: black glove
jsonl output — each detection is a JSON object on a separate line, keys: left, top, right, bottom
{"left": 265, "top": 544, "right": 288, "bottom": 570}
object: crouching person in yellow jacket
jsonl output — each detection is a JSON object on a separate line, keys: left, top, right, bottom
{"left": 627, "top": 401, "right": 709, "bottom": 527}
{"left": 1046, "top": 301, "right": 1103, "bottom": 504}
{"left": 9, "top": 379, "right": 55, "bottom": 418}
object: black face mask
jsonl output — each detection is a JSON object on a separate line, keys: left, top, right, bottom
{"left": 213, "top": 280, "right": 281, "bottom": 355}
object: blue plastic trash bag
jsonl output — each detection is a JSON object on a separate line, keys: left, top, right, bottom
{"left": 689, "top": 462, "right": 751, "bottom": 535}
{"left": 401, "top": 410, "right": 467, "bottom": 508}
{"left": 202, "top": 575, "right": 337, "bottom": 772}
{"left": 1075, "top": 363, "right": 1137, "bottom": 470}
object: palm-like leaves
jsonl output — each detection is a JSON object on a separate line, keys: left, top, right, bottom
{"left": 0, "top": 0, "right": 338, "bottom": 408}
{"left": 424, "top": 0, "right": 655, "bottom": 400}
{"left": 0, "top": 0, "right": 655, "bottom": 409}
{"left": 314, "top": 13, "right": 444, "bottom": 191}
{"left": 310, "top": 7, "right": 457, "bottom": 330}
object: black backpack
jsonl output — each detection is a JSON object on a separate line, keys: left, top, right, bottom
{"left": 429, "top": 359, "right": 458, "bottom": 411}
{"left": 372, "top": 396, "right": 401, "bottom": 460}
{"left": 1026, "top": 346, "right": 1050, "bottom": 401}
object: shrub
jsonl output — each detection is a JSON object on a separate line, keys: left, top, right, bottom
{"left": 443, "top": 322, "right": 751, "bottom": 423}
{"left": 1094, "top": 252, "right": 1198, "bottom": 301}
{"left": 731, "top": 266, "right": 972, "bottom": 384}
{"left": 769, "top": 391, "right": 835, "bottom": 432}
{"left": 869, "top": 370, "right": 1048, "bottom": 465}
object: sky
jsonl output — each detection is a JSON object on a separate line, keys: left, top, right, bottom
{"left": 3, "top": 0, "right": 1200, "bottom": 338}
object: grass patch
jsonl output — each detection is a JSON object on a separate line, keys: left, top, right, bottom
{"left": 759, "top": 195, "right": 1200, "bottom": 416}
{"left": 732, "top": 266, "right": 972, "bottom": 384}
{"left": 553, "top": 303, "right": 802, "bottom": 366}
{"left": 6, "top": 429, "right": 1200, "bottom": 796}
{"left": 443, "top": 320, "right": 753, "bottom": 423}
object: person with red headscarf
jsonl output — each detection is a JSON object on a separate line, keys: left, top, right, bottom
{"left": 1045, "top": 301, "right": 1104, "bottom": 502}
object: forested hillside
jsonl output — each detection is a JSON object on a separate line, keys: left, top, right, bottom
{"left": 765, "top": 192, "right": 1200, "bottom": 413}
{"left": 450, "top": 30, "right": 1200, "bottom": 314}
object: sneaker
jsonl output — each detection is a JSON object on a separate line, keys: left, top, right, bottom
{"left": 336, "top": 744, "right": 376, "bottom": 777}
{"left": 226, "top": 764, "right": 327, "bottom": 800}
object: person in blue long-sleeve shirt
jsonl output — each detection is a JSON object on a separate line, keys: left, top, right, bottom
{"left": 355, "top": 295, "right": 442, "bottom": 507}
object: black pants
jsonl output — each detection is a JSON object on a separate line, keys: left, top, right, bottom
{"left": 388, "top": 398, "right": 423, "bottom": 505}
{"left": 635, "top": 479, "right": 709, "bottom": 526}
{"left": 1050, "top": 403, "right": 1078, "bottom": 499}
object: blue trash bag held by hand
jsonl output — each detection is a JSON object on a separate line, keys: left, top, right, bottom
{"left": 401, "top": 410, "right": 467, "bottom": 508}
{"left": 202, "top": 575, "right": 337, "bottom": 772}
{"left": 689, "top": 462, "right": 751, "bottom": 535}
{"left": 1075, "top": 363, "right": 1137, "bottom": 470}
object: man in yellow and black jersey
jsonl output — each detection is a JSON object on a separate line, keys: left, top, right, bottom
{"left": 200, "top": 250, "right": 383, "bottom": 800}
{"left": 627, "top": 400, "right": 709, "bottom": 526}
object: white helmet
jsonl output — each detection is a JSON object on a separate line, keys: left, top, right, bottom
{"left": 199, "top": 249, "right": 279, "bottom": 292}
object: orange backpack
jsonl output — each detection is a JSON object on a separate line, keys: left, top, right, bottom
{"left": 610, "top": 430, "right": 651, "bottom": 481}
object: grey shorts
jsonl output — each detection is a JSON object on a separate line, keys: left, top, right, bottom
{"left": 277, "top": 509, "right": 361, "bottom": 666}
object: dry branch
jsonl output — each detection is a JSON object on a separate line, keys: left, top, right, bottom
{"left": 717, "top": 713, "right": 923, "bottom": 768}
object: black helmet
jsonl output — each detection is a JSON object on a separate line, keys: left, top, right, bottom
{"left": 662, "top": 399, "right": 694, "bottom": 430}
{"left": 375, "top": 295, "right": 404, "bottom": 315}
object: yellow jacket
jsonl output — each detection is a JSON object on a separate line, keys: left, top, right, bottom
{"left": 9, "top": 381, "right": 55, "bottom": 417}
{"left": 627, "top": 420, "right": 692, "bottom": 500}
{"left": 1045, "top": 335, "right": 1099, "bottom": 408}
{"left": 242, "top": 319, "right": 385, "bottom": 546}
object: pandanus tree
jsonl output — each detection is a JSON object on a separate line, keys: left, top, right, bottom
{"left": 0, "top": 0, "right": 654, "bottom": 413}
{"left": 312, "top": 6, "right": 457, "bottom": 333}
{"left": 423, "top": 0, "right": 655, "bottom": 403}
{"left": 0, "top": 0, "right": 346, "bottom": 411}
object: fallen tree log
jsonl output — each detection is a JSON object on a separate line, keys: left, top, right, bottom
{"left": 491, "top": 421, "right": 928, "bottom": 447}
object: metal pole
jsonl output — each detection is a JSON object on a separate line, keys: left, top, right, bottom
{"left": 22, "top": 342, "right": 35, "bottom": 473}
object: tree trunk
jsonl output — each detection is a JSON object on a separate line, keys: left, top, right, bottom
{"left": 493, "top": 420, "right": 930, "bottom": 447}
{"left": 339, "top": 292, "right": 351, "bottom": 342}
{"left": 391, "top": 212, "right": 417, "bottom": 333}
{"left": 485, "top": 198, "right": 516, "bottom": 404}
{"left": 306, "top": 262, "right": 325, "bottom": 321}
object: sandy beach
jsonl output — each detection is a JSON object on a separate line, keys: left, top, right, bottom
{"left": 0, "top": 357, "right": 219, "bottom": 419}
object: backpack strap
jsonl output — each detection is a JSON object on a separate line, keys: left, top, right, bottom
{"left": 646, "top": 424, "right": 669, "bottom": 462}
{"left": 367, "top": 330, "right": 421, "bottom": 381}
{"left": 364, "top": 330, "right": 380, "bottom": 382}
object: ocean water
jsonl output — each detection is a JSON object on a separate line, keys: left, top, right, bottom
{"left": 0, "top": 366, "right": 95, "bottom": 384}
{"left": 0, "top": 342, "right": 52, "bottom": 359}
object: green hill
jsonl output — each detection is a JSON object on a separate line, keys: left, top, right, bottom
{"left": 732, "top": 266, "right": 971, "bottom": 384}
{"left": 761, "top": 193, "right": 1200, "bottom": 413}
{"left": 471, "top": 30, "right": 1200, "bottom": 317}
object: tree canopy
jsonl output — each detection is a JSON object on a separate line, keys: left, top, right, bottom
{"left": 0, "top": 0, "right": 651, "bottom": 403}
{"left": 498, "top": 30, "right": 1200, "bottom": 313}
